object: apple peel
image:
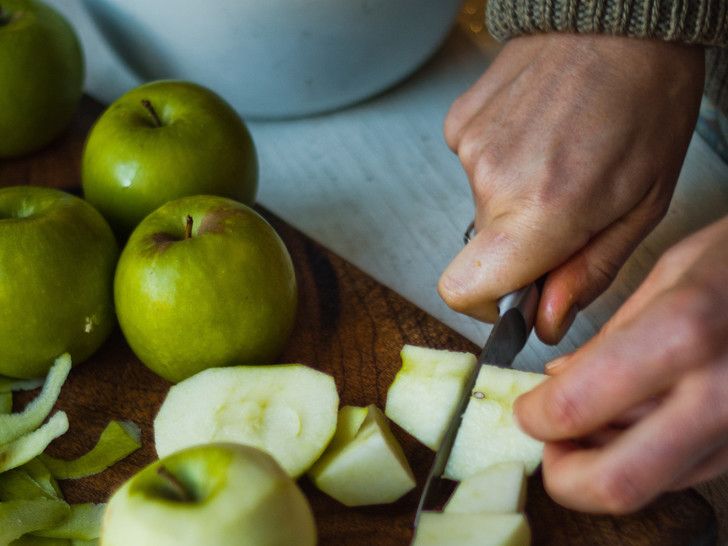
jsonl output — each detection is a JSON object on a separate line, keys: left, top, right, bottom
{"left": 0, "top": 499, "right": 70, "bottom": 544}
{"left": 0, "top": 468, "right": 56, "bottom": 500}
{"left": 10, "top": 536, "right": 73, "bottom": 546}
{"left": 0, "top": 411, "right": 70, "bottom": 473}
{"left": 0, "top": 392, "right": 11, "bottom": 414}
{"left": 0, "top": 354, "right": 72, "bottom": 445}
{"left": 40, "top": 421, "right": 141, "bottom": 480}
{"left": 22, "top": 458, "right": 63, "bottom": 499}
{"left": 0, "top": 376, "right": 45, "bottom": 394}
{"left": 34, "top": 503, "right": 105, "bottom": 541}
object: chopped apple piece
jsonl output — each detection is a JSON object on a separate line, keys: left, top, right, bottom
{"left": 0, "top": 499, "right": 70, "bottom": 544}
{"left": 445, "top": 366, "right": 545, "bottom": 480}
{"left": 154, "top": 365, "right": 339, "bottom": 477}
{"left": 444, "top": 462, "right": 526, "bottom": 514}
{"left": 34, "top": 503, "right": 105, "bottom": 541}
{"left": 40, "top": 421, "right": 141, "bottom": 479}
{"left": 385, "top": 345, "right": 476, "bottom": 450}
{"left": 0, "top": 412, "right": 70, "bottom": 473}
{"left": 0, "top": 354, "right": 71, "bottom": 445}
{"left": 413, "top": 512, "right": 531, "bottom": 546}
{"left": 309, "top": 405, "right": 415, "bottom": 506}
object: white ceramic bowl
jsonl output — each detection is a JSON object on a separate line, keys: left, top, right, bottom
{"left": 80, "top": 0, "right": 463, "bottom": 119}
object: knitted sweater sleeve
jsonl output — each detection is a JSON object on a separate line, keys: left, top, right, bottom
{"left": 486, "top": 0, "right": 728, "bottom": 46}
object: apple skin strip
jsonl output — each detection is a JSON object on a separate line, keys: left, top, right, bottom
{"left": 0, "top": 412, "right": 70, "bottom": 473}
{"left": 10, "top": 536, "right": 72, "bottom": 545}
{"left": 0, "top": 377, "right": 44, "bottom": 394}
{"left": 33, "top": 503, "right": 105, "bottom": 541}
{"left": 0, "top": 392, "right": 11, "bottom": 414}
{"left": 21, "top": 458, "right": 63, "bottom": 499}
{"left": 40, "top": 421, "right": 141, "bottom": 480}
{"left": 0, "top": 469, "right": 56, "bottom": 501}
{"left": 0, "top": 354, "right": 72, "bottom": 445}
{"left": 0, "top": 499, "right": 70, "bottom": 544}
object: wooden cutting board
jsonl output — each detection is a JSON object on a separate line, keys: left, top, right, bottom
{"left": 0, "top": 98, "right": 717, "bottom": 546}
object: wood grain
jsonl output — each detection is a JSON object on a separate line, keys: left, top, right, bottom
{"left": 1, "top": 97, "right": 717, "bottom": 545}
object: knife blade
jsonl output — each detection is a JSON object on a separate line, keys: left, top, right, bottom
{"left": 414, "top": 282, "right": 541, "bottom": 525}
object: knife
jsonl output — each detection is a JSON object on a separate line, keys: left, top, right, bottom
{"left": 414, "top": 281, "right": 541, "bottom": 525}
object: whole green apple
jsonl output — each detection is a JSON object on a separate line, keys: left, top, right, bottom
{"left": 100, "top": 443, "right": 316, "bottom": 546}
{"left": 82, "top": 80, "right": 258, "bottom": 235}
{"left": 0, "top": 186, "right": 118, "bottom": 378}
{"left": 0, "top": 0, "right": 83, "bottom": 158}
{"left": 114, "top": 195, "right": 297, "bottom": 382}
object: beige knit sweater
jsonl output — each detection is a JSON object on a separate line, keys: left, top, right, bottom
{"left": 486, "top": 0, "right": 728, "bottom": 113}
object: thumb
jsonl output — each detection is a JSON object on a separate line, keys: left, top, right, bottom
{"left": 438, "top": 212, "right": 584, "bottom": 323}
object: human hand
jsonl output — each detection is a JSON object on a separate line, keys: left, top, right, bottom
{"left": 514, "top": 215, "right": 728, "bottom": 513}
{"left": 438, "top": 33, "right": 704, "bottom": 342}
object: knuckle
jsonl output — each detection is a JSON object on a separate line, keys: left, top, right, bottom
{"left": 592, "top": 467, "right": 647, "bottom": 514}
{"left": 661, "top": 287, "right": 720, "bottom": 363}
{"left": 544, "top": 385, "right": 585, "bottom": 434}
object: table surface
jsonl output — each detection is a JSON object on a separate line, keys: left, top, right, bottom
{"left": 0, "top": 96, "right": 720, "bottom": 545}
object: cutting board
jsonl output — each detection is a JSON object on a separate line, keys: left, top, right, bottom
{"left": 1, "top": 98, "right": 717, "bottom": 546}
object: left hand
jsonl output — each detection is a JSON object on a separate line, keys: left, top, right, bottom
{"left": 514, "top": 215, "right": 728, "bottom": 514}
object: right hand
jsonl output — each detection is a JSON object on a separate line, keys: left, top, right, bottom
{"left": 438, "top": 33, "right": 704, "bottom": 342}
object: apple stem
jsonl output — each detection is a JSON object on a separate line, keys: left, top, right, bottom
{"left": 141, "top": 99, "right": 163, "bottom": 128}
{"left": 157, "top": 466, "right": 194, "bottom": 502}
{"left": 0, "top": 6, "right": 10, "bottom": 25}
{"left": 184, "top": 215, "right": 193, "bottom": 239}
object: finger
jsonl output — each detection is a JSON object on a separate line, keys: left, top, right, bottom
{"left": 516, "top": 291, "right": 702, "bottom": 442}
{"left": 542, "top": 388, "right": 720, "bottom": 514}
{"left": 439, "top": 211, "right": 587, "bottom": 322}
{"left": 536, "top": 181, "right": 669, "bottom": 344}
{"left": 669, "top": 439, "right": 728, "bottom": 491}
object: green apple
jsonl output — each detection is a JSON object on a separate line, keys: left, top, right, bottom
{"left": 100, "top": 443, "right": 316, "bottom": 546}
{"left": 385, "top": 346, "right": 546, "bottom": 480}
{"left": 154, "top": 364, "right": 338, "bottom": 477}
{"left": 114, "top": 195, "right": 297, "bottom": 382}
{"left": 82, "top": 80, "right": 258, "bottom": 235}
{"left": 444, "top": 462, "right": 527, "bottom": 514}
{"left": 0, "top": 0, "right": 83, "bottom": 158}
{"left": 0, "top": 187, "right": 118, "bottom": 378}
{"left": 413, "top": 512, "right": 531, "bottom": 546}
{"left": 308, "top": 405, "right": 416, "bottom": 506}
{"left": 385, "top": 345, "right": 477, "bottom": 449}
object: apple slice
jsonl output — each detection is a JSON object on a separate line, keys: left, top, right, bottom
{"left": 444, "top": 462, "right": 526, "bottom": 514}
{"left": 40, "top": 420, "right": 141, "bottom": 479}
{"left": 309, "top": 405, "right": 416, "bottom": 506}
{"left": 154, "top": 365, "right": 339, "bottom": 477}
{"left": 413, "top": 512, "right": 530, "bottom": 546}
{"left": 0, "top": 354, "right": 72, "bottom": 444}
{"left": 0, "top": 412, "right": 70, "bottom": 473}
{"left": 445, "top": 366, "right": 546, "bottom": 480}
{"left": 385, "top": 345, "right": 476, "bottom": 450}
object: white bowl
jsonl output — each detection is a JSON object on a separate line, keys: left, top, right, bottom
{"left": 80, "top": 0, "right": 462, "bottom": 119}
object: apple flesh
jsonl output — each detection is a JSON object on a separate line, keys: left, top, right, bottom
{"left": 444, "top": 462, "right": 526, "bottom": 514}
{"left": 0, "top": 0, "right": 83, "bottom": 158}
{"left": 413, "top": 512, "right": 530, "bottom": 546}
{"left": 154, "top": 364, "right": 338, "bottom": 477}
{"left": 385, "top": 346, "right": 546, "bottom": 480}
{"left": 308, "top": 405, "right": 416, "bottom": 506}
{"left": 82, "top": 80, "right": 258, "bottom": 235}
{"left": 114, "top": 195, "right": 297, "bottom": 382}
{"left": 445, "top": 365, "right": 546, "bottom": 480}
{"left": 385, "top": 345, "right": 477, "bottom": 450}
{"left": 100, "top": 443, "right": 316, "bottom": 546}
